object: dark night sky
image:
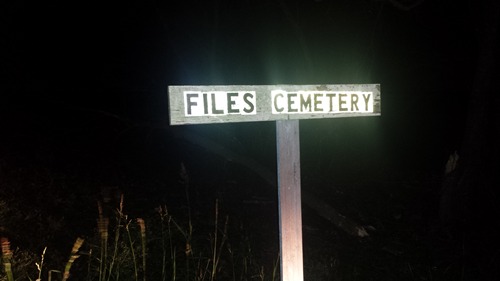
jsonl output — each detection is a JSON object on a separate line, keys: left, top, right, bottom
{"left": 2, "top": 0, "right": 482, "bottom": 178}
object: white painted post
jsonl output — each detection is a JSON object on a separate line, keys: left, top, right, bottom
{"left": 276, "top": 119, "right": 303, "bottom": 281}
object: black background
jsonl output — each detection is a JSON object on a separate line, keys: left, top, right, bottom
{"left": 1, "top": 0, "right": 499, "bottom": 280}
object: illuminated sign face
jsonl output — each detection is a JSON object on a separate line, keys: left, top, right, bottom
{"left": 184, "top": 91, "right": 257, "bottom": 116}
{"left": 271, "top": 90, "right": 374, "bottom": 114}
{"left": 183, "top": 90, "right": 373, "bottom": 116}
{"left": 168, "top": 85, "right": 380, "bottom": 125}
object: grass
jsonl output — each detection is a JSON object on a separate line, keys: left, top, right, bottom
{"left": 1, "top": 237, "right": 13, "bottom": 281}
{"left": 1, "top": 180, "right": 483, "bottom": 281}
{"left": 1, "top": 201, "right": 275, "bottom": 281}
{"left": 0, "top": 159, "right": 478, "bottom": 281}
{"left": 1, "top": 170, "right": 481, "bottom": 281}
{"left": 1, "top": 165, "right": 279, "bottom": 281}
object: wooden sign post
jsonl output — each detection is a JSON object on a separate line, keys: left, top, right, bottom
{"left": 276, "top": 119, "right": 303, "bottom": 281}
{"left": 168, "top": 84, "right": 381, "bottom": 281}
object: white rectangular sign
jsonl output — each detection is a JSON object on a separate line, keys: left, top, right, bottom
{"left": 168, "top": 84, "right": 380, "bottom": 125}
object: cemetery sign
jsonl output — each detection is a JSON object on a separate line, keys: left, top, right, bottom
{"left": 169, "top": 84, "right": 381, "bottom": 125}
